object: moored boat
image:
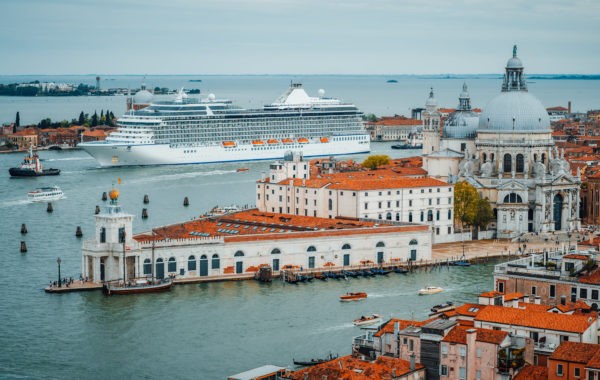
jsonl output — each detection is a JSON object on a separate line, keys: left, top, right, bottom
{"left": 27, "top": 186, "right": 64, "bottom": 202}
{"left": 267, "top": 139, "right": 279, "bottom": 145}
{"left": 282, "top": 138, "right": 294, "bottom": 144}
{"left": 236, "top": 167, "right": 249, "bottom": 172}
{"left": 297, "top": 137, "right": 309, "bottom": 144}
{"left": 293, "top": 353, "right": 338, "bottom": 366}
{"left": 222, "top": 141, "right": 236, "bottom": 148}
{"left": 340, "top": 292, "right": 367, "bottom": 302}
{"left": 430, "top": 301, "right": 455, "bottom": 314}
{"left": 252, "top": 140, "right": 265, "bottom": 146}
{"left": 353, "top": 314, "right": 382, "bottom": 326}
{"left": 9, "top": 146, "right": 60, "bottom": 177}
{"left": 103, "top": 277, "right": 173, "bottom": 295}
{"left": 418, "top": 286, "right": 443, "bottom": 295}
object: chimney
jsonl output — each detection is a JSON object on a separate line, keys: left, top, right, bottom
{"left": 392, "top": 368, "right": 396, "bottom": 378}
{"left": 304, "top": 373, "right": 308, "bottom": 380}
{"left": 568, "top": 101, "right": 572, "bottom": 114}
{"left": 561, "top": 295, "right": 566, "bottom": 306}
{"left": 534, "top": 296, "right": 541, "bottom": 305}
{"left": 409, "top": 353, "right": 415, "bottom": 371}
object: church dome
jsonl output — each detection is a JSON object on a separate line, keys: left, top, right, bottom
{"left": 443, "top": 113, "right": 480, "bottom": 139}
{"left": 506, "top": 56, "right": 523, "bottom": 69}
{"left": 478, "top": 91, "right": 550, "bottom": 132}
{"left": 134, "top": 89, "right": 153, "bottom": 104}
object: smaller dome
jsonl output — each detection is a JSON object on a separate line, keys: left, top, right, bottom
{"left": 208, "top": 93, "right": 216, "bottom": 101}
{"left": 459, "top": 83, "right": 469, "bottom": 99}
{"left": 134, "top": 89, "right": 153, "bottom": 104}
{"left": 506, "top": 56, "right": 523, "bottom": 69}
{"left": 109, "top": 189, "right": 119, "bottom": 200}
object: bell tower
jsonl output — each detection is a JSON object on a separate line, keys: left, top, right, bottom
{"left": 422, "top": 87, "right": 441, "bottom": 155}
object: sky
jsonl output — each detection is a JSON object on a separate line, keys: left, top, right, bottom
{"left": 1, "top": 0, "right": 599, "bottom": 75}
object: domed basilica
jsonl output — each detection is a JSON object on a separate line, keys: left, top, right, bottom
{"left": 423, "top": 46, "right": 580, "bottom": 238}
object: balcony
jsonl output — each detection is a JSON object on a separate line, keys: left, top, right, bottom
{"left": 497, "top": 347, "right": 526, "bottom": 374}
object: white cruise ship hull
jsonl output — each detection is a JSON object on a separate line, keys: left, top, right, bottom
{"left": 80, "top": 137, "right": 370, "bottom": 167}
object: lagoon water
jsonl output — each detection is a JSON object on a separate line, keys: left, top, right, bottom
{"left": 0, "top": 144, "right": 498, "bottom": 379}
{"left": 0, "top": 74, "right": 598, "bottom": 379}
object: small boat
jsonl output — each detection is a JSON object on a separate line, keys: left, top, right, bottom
{"left": 103, "top": 277, "right": 173, "bottom": 295}
{"left": 343, "top": 271, "right": 359, "bottom": 278}
{"left": 9, "top": 146, "right": 60, "bottom": 177}
{"left": 391, "top": 144, "right": 416, "bottom": 150}
{"left": 252, "top": 140, "right": 264, "bottom": 146}
{"left": 320, "top": 137, "right": 329, "bottom": 143}
{"left": 282, "top": 138, "right": 294, "bottom": 144}
{"left": 340, "top": 292, "right": 367, "bottom": 302}
{"left": 371, "top": 268, "right": 391, "bottom": 275}
{"left": 314, "top": 273, "right": 327, "bottom": 281}
{"left": 418, "top": 286, "right": 443, "bottom": 295}
{"left": 236, "top": 168, "right": 249, "bottom": 172}
{"left": 353, "top": 314, "right": 382, "bottom": 326}
{"left": 222, "top": 141, "right": 236, "bottom": 148}
{"left": 430, "top": 301, "right": 454, "bottom": 314}
{"left": 293, "top": 353, "right": 338, "bottom": 366}
{"left": 386, "top": 79, "right": 398, "bottom": 83}
{"left": 27, "top": 186, "right": 64, "bottom": 202}
{"left": 450, "top": 258, "right": 471, "bottom": 266}
{"left": 267, "top": 139, "right": 279, "bottom": 145}
{"left": 394, "top": 267, "right": 409, "bottom": 274}
{"left": 297, "top": 137, "right": 309, "bottom": 144}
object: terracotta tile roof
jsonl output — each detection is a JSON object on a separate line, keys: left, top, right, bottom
{"left": 479, "top": 291, "right": 502, "bottom": 298}
{"left": 441, "top": 325, "right": 507, "bottom": 345}
{"left": 503, "top": 292, "right": 524, "bottom": 301}
{"left": 366, "top": 116, "right": 423, "bottom": 126}
{"left": 284, "top": 355, "right": 424, "bottom": 380}
{"left": 475, "top": 306, "right": 596, "bottom": 333}
{"left": 519, "top": 303, "right": 553, "bottom": 313}
{"left": 550, "top": 341, "right": 600, "bottom": 363}
{"left": 374, "top": 318, "right": 436, "bottom": 337}
{"left": 563, "top": 254, "right": 591, "bottom": 260}
{"left": 513, "top": 365, "right": 548, "bottom": 380}
{"left": 552, "top": 300, "right": 592, "bottom": 313}
{"left": 587, "top": 349, "right": 600, "bottom": 369}
{"left": 442, "top": 325, "right": 469, "bottom": 344}
{"left": 133, "top": 209, "right": 426, "bottom": 243}
{"left": 578, "top": 267, "right": 600, "bottom": 285}
{"left": 476, "top": 328, "right": 508, "bottom": 345}
{"left": 82, "top": 130, "right": 106, "bottom": 137}
{"left": 449, "top": 303, "right": 485, "bottom": 317}
{"left": 280, "top": 172, "right": 449, "bottom": 191}
{"left": 547, "top": 106, "right": 569, "bottom": 111}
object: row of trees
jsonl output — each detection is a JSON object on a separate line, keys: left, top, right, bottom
{"left": 24, "top": 109, "right": 116, "bottom": 130}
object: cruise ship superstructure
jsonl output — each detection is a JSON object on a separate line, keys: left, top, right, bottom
{"left": 79, "top": 83, "right": 370, "bottom": 166}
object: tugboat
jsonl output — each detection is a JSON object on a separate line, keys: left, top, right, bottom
{"left": 9, "top": 146, "right": 60, "bottom": 177}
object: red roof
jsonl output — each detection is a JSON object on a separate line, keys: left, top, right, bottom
{"left": 374, "top": 318, "right": 436, "bottom": 337}
{"left": 513, "top": 365, "right": 548, "bottom": 380}
{"left": 367, "top": 116, "right": 423, "bottom": 126}
{"left": 549, "top": 341, "right": 600, "bottom": 363}
{"left": 479, "top": 291, "right": 502, "bottom": 298}
{"left": 280, "top": 172, "right": 449, "bottom": 191}
{"left": 441, "top": 326, "right": 507, "bottom": 345}
{"left": 475, "top": 306, "right": 596, "bottom": 333}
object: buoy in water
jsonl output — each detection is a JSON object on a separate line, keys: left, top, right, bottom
{"left": 142, "top": 208, "right": 148, "bottom": 219}
{"left": 20, "top": 241, "right": 27, "bottom": 253}
{"left": 95, "top": 205, "right": 101, "bottom": 214}
{"left": 47, "top": 202, "right": 53, "bottom": 213}
{"left": 21, "top": 223, "right": 28, "bottom": 234}
{"left": 102, "top": 192, "right": 108, "bottom": 201}
{"left": 75, "top": 226, "right": 83, "bottom": 238}
{"left": 143, "top": 194, "right": 149, "bottom": 204}
{"left": 183, "top": 197, "right": 189, "bottom": 207}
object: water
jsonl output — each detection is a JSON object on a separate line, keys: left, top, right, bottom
{"left": 0, "top": 145, "right": 499, "bottom": 379}
{"left": 1, "top": 75, "right": 599, "bottom": 125}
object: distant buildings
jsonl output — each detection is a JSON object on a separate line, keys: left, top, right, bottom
{"left": 364, "top": 116, "right": 422, "bottom": 142}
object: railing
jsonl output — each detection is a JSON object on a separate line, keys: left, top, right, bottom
{"left": 353, "top": 336, "right": 375, "bottom": 349}
{"left": 137, "top": 237, "right": 224, "bottom": 248}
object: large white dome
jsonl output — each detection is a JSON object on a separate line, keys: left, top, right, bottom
{"left": 478, "top": 91, "right": 550, "bottom": 132}
{"left": 134, "top": 89, "right": 153, "bottom": 104}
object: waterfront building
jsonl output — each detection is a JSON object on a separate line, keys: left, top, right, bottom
{"left": 547, "top": 342, "right": 600, "bottom": 380}
{"left": 493, "top": 250, "right": 600, "bottom": 310}
{"left": 255, "top": 153, "right": 455, "bottom": 243}
{"left": 422, "top": 46, "right": 581, "bottom": 238}
{"left": 364, "top": 116, "right": 422, "bottom": 142}
{"left": 7, "top": 128, "right": 38, "bottom": 149}
{"left": 81, "top": 190, "right": 431, "bottom": 283}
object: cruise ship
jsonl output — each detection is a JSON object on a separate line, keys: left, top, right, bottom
{"left": 79, "top": 83, "right": 370, "bottom": 166}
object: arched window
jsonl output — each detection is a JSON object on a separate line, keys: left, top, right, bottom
{"left": 503, "top": 193, "right": 523, "bottom": 203}
{"left": 409, "top": 239, "right": 418, "bottom": 261}
{"left": 541, "top": 153, "right": 546, "bottom": 164}
{"left": 503, "top": 153, "right": 512, "bottom": 173}
{"left": 436, "top": 210, "right": 440, "bottom": 220}
{"left": 376, "top": 241, "right": 385, "bottom": 248}
{"left": 307, "top": 246, "right": 316, "bottom": 252}
{"left": 420, "top": 211, "right": 424, "bottom": 222}
{"left": 328, "top": 199, "right": 333, "bottom": 211}
{"left": 168, "top": 257, "right": 177, "bottom": 272}
{"left": 386, "top": 212, "right": 392, "bottom": 220}
{"left": 234, "top": 251, "right": 244, "bottom": 257}
{"left": 516, "top": 154, "right": 524, "bottom": 173}
{"left": 99, "top": 227, "right": 106, "bottom": 243}
{"left": 188, "top": 255, "right": 196, "bottom": 271}
{"left": 143, "top": 258, "right": 151, "bottom": 275}
{"left": 396, "top": 213, "right": 400, "bottom": 221}
{"left": 211, "top": 254, "right": 220, "bottom": 269}
{"left": 342, "top": 244, "right": 351, "bottom": 250}
{"left": 408, "top": 212, "right": 413, "bottom": 222}
{"left": 534, "top": 153, "right": 538, "bottom": 162}
{"left": 409, "top": 239, "right": 418, "bottom": 246}
{"left": 271, "top": 248, "right": 281, "bottom": 255}
{"left": 427, "top": 210, "right": 433, "bottom": 221}
{"left": 490, "top": 153, "right": 495, "bottom": 162}
{"left": 482, "top": 153, "right": 487, "bottom": 162}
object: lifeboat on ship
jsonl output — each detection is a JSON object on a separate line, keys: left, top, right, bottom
{"left": 267, "top": 139, "right": 279, "bottom": 145}
{"left": 297, "top": 137, "right": 309, "bottom": 144}
{"left": 282, "top": 138, "right": 294, "bottom": 144}
{"left": 222, "top": 141, "right": 236, "bottom": 148}
{"left": 339, "top": 292, "right": 367, "bottom": 302}
{"left": 252, "top": 140, "right": 265, "bottom": 146}
{"left": 320, "top": 137, "right": 329, "bottom": 143}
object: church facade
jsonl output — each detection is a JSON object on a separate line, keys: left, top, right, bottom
{"left": 423, "top": 46, "right": 581, "bottom": 238}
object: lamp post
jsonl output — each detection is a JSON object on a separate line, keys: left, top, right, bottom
{"left": 57, "top": 257, "right": 62, "bottom": 288}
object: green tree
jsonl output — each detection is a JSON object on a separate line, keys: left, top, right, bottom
{"left": 362, "top": 155, "right": 391, "bottom": 170}
{"left": 474, "top": 197, "right": 494, "bottom": 231}
{"left": 78, "top": 111, "right": 85, "bottom": 125}
{"left": 15, "top": 112, "right": 20, "bottom": 128}
{"left": 91, "top": 111, "right": 98, "bottom": 127}
{"left": 362, "top": 113, "right": 378, "bottom": 122}
{"left": 454, "top": 181, "right": 479, "bottom": 230}
{"left": 100, "top": 110, "right": 104, "bottom": 121}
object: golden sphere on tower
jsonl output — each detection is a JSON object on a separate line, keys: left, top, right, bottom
{"left": 109, "top": 189, "right": 119, "bottom": 200}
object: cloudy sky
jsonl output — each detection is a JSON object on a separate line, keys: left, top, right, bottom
{"left": 1, "top": 0, "right": 599, "bottom": 74}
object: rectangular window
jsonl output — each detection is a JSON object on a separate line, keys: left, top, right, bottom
{"left": 437, "top": 198, "right": 440, "bottom": 205}
{"left": 440, "top": 365, "right": 448, "bottom": 376}
{"left": 364, "top": 203, "right": 368, "bottom": 210}
{"left": 396, "top": 201, "right": 400, "bottom": 207}
{"left": 409, "top": 200, "right": 413, "bottom": 207}
{"left": 118, "top": 227, "right": 125, "bottom": 243}
{"left": 378, "top": 202, "right": 382, "bottom": 208}
{"left": 387, "top": 201, "right": 391, "bottom": 208}
{"left": 409, "top": 190, "right": 413, "bottom": 194}
{"left": 459, "top": 346, "right": 466, "bottom": 357}
{"left": 557, "top": 364, "right": 563, "bottom": 376}
{"left": 498, "top": 281, "right": 505, "bottom": 293}
{"left": 531, "top": 286, "right": 537, "bottom": 295}
{"left": 409, "top": 339, "right": 414, "bottom": 351}
{"left": 278, "top": 195, "right": 282, "bottom": 202}
{"left": 448, "top": 197, "right": 452, "bottom": 204}
{"left": 593, "top": 289, "right": 599, "bottom": 300}
{"left": 476, "top": 347, "right": 482, "bottom": 358}
{"left": 257, "top": 194, "right": 260, "bottom": 200}
{"left": 550, "top": 285, "right": 556, "bottom": 298}
{"left": 476, "top": 370, "right": 481, "bottom": 380}
{"left": 441, "top": 344, "right": 448, "bottom": 355}
{"left": 459, "top": 367, "right": 466, "bottom": 379}
{"left": 403, "top": 337, "right": 407, "bottom": 345}
{"left": 448, "top": 226, "right": 452, "bottom": 234}
{"left": 448, "top": 210, "right": 452, "bottom": 220}
{"left": 428, "top": 199, "right": 432, "bottom": 206}
{"left": 581, "top": 288, "right": 588, "bottom": 299}
{"left": 436, "top": 227, "right": 440, "bottom": 235}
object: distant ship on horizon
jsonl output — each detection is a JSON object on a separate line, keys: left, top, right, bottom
{"left": 79, "top": 83, "right": 370, "bottom": 167}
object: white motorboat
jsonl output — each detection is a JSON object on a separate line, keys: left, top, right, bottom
{"left": 353, "top": 314, "right": 382, "bottom": 326}
{"left": 27, "top": 186, "right": 64, "bottom": 202}
{"left": 418, "top": 286, "right": 443, "bottom": 295}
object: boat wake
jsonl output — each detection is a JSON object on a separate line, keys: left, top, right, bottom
{"left": 130, "top": 169, "right": 238, "bottom": 184}
{"left": 0, "top": 199, "right": 33, "bottom": 208}
{"left": 44, "top": 157, "right": 94, "bottom": 162}
{"left": 312, "top": 322, "right": 354, "bottom": 334}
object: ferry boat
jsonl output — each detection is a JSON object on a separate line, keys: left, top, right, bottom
{"left": 27, "top": 186, "right": 64, "bottom": 202}
{"left": 9, "top": 146, "right": 60, "bottom": 177}
{"left": 340, "top": 292, "right": 368, "bottom": 302}
{"left": 78, "top": 83, "right": 370, "bottom": 166}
